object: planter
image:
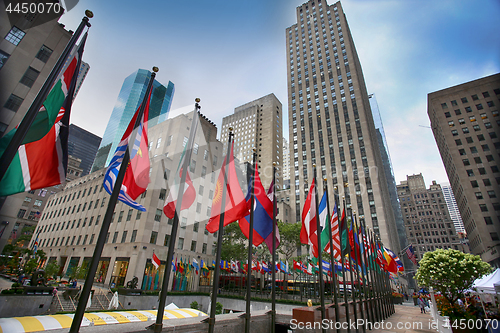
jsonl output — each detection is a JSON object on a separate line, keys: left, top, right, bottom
{"left": 392, "top": 297, "right": 403, "bottom": 304}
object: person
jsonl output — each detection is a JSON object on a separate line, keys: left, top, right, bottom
{"left": 413, "top": 292, "right": 419, "bottom": 306}
{"left": 71, "top": 279, "right": 77, "bottom": 288}
{"left": 418, "top": 295, "right": 427, "bottom": 314}
{"left": 52, "top": 287, "right": 57, "bottom": 297}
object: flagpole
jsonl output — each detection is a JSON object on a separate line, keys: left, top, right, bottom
{"left": 244, "top": 149, "right": 256, "bottom": 333}
{"left": 207, "top": 129, "right": 233, "bottom": 333}
{"left": 370, "top": 230, "right": 384, "bottom": 320}
{"left": 339, "top": 193, "right": 350, "bottom": 333}
{"left": 324, "top": 179, "right": 340, "bottom": 333}
{"left": 0, "top": 11, "right": 92, "bottom": 182}
{"left": 347, "top": 208, "right": 359, "bottom": 333}
{"left": 358, "top": 216, "right": 375, "bottom": 324}
{"left": 151, "top": 99, "right": 201, "bottom": 332}
{"left": 352, "top": 212, "right": 366, "bottom": 333}
{"left": 69, "top": 66, "right": 156, "bottom": 333}
{"left": 312, "top": 165, "right": 326, "bottom": 333}
{"left": 365, "top": 227, "right": 380, "bottom": 322}
{"left": 271, "top": 163, "right": 277, "bottom": 333}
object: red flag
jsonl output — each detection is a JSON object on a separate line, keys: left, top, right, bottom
{"left": 300, "top": 179, "right": 318, "bottom": 257}
{"left": 163, "top": 168, "right": 195, "bottom": 218}
{"left": 206, "top": 141, "right": 249, "bottom": 233}
{"left": 152, "top": 253, "right": 161, "bottom": 269}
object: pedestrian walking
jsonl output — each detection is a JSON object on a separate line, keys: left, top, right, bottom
{"left": 418, "top": 295, "right": 427, "bottom": 313}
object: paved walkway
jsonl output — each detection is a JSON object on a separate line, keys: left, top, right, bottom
{"left": 370, "top": 302, "right": 436, "bottom": 333}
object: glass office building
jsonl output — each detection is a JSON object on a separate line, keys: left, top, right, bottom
{"left": 92, "top": 69, "right": 174, "bottom": 171}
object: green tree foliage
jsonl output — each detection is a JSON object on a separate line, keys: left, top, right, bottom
{"left": 220, "top": 223, "right": 247, "bottom": 261}
{"left": 67, "top": 264, "right": 89, "bottom": 280}
{"left": 44, "top": 261, "right": 61, "bottom": 280}
{"left": 277, "top": 221, "right": 301, "bottom": 263}
{"left": 415, "top": 249, "right": 492, "bottom": 304}
{"left": 24, "top": 258, "right": 38, "bottom": 275}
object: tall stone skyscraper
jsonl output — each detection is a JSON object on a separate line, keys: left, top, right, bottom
{"left": 220, "top": 94, "right": 283, "bottom": 191}
{"left": 91, "top": 69, "right": 174, "bottom": 171}
{"left": 286, "top": 0, "right": 399, "bottom": 251}
{"left": 428, "top": 73, "right": 500, "bottom": 266}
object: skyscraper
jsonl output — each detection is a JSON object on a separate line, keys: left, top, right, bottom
{"left": 220, "top": 93, "right": 283, "bottom": 190}
{"left": 68, "top": 124, "right": 101, "bottom": 176}
{"left": 428, "top": 73, "right": 500, "bottom": 266}
{"left": 91, "top": 69, "right": 175, "bottom": 171}
{"left": 283, "top": 138, "right": 291, "bottom": 189}
{"left": 286, "top": 0, "right": 399, "bottom": 251}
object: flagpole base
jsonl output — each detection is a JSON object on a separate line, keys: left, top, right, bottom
{"left": 145, "top": 323, "right": 163, "bottom": 332}
{"left": 202, "top": 317, "right": 215, "bottom": 325}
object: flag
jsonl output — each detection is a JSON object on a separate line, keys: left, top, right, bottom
{"left": 238, "top": 163, "right": 273, "bottom": 247}
{"left": 318, "top": 192, "right": 330, "bottom": 253}
{"left": 322, "top": 260, "right": 331, "bottom": 274}
{"left": 279, "top": 261, "right": 287, "bottom": 274}
{"left": 263, "top": 179, "right": 280, "bottom": 251}
{"left": 192, "top": 258, "right": 199, "bottom": 274}
{"left": 206, "top": 141, "right": 249, "bottom": 232}
{"left": 251, "top": 259, "right": 261, "bottom": 272}
{"left": 261, "top": 261, "right": 270, "bottom": 274}
{"left": 300, "top": 179, "right": 318, "bottom": 257}
{"left": 324, "top": 202, "right": 341, "bottom": 261}
{"left": 405, "top": 245, "right": 418, "bottom": 266}
{"left": 339, "top": 203, "right": 349, "bottom": 255}
{"left": 383, "top": 247, "right": 400, "bottom": 274}
{"left": 231, "top": 260, "right": 237, "bottom": 273}
{"left": 293, "top": 260, "right": 301, "bottom": 272}
{"left": 179, "top": 258, "right": 185, "bottom": 274}
{"left": 163, "top": 129, "right": 197, "bottom": 218}
{"left": 103, "top": 84, "right": 151, "bottom": 211}
{"left": 152, "top": 253, "right": 161, "bottom": 269}
{"left": 0, "top": 35, "right": 87, "bottom": 197}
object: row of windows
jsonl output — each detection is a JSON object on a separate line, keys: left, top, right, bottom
{"left": 441, "top": 90, "right": 500, "bottom": 109}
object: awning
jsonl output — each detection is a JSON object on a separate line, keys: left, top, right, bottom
{"left": 0, "top": 308, "right": 207, "bottom": 333}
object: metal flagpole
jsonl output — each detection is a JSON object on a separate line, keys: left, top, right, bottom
{"left": 207, "top": 129, "right": 234, "bottom": 333}
{"left": 69, "top": 67, "right": 156, "bottom": 333}
{"left": 346, "top": 203, "right": 359, "bottom": 333}
{"left": 352, "top": 212, "right": 366, "bottom": 333}
{"left": 270, "top": 163, "right": 277, "bottom": 333}
{"left": 244, "top": 149, "right": 257, "bottom": 333}
{"left": 339, "top": 193, "right": 350, "bottom": 333}
{"left": 313, "top": 165, "right": 326, "bottom": 333}
{"left": 0, "top": 11, "right": 92, "bottom": 182}
{"left": 367, "top": 229, "right": 381, "bottom": 322}
{"left": 151, "top": 99, "right": 201, "bottom": 332}
{"left": 324, "top": 179, "right": 339, "bottom": 332}
{"left": 359, "top": 217, "right": 375, "bottom": 324}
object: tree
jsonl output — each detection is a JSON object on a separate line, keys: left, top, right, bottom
{"left": 67, "top": 264, "right": 89, "bottom": 280}
{"left": 415, "top": 248, "right": 492, "bottom": 304}
{"left": 44, "top": 261, "right": 61, "bottom": 280}
{"left": 219, "top": 222, "right": 248, "bottom": 261}
{"left": 277, "top": 221, "right": 301, "bottom": 264}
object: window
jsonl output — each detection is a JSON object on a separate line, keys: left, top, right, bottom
{"left": 466, "top": 137, "right": 473, "bottom": 144}
{"left": 491, "top": 233, "right": 500, "bottom": 241}
{"left": 199, "top": 185, "right": 204, "bottom": 195}
{"left": 202, "top": 243, "right": 207, "bottom": 254}
{"left": 462, "top": 127, "right": 469, "bottom": 134}
{"left": 474, "top": 157, "right": 482, "bottom": 163}
{"left": 470, "top": 180, "right": 479, "bottom": 188}
{"left": 17, "top": 209, "right": 26, "bottom": 218}
{"left": 471, "top": 94, "right": 479, "bottom": 101}
{"left": 196, "top": 203, "right": 201, "bottom": 213}
{"left": 193, "top": 222, "right": 199, "bottom": 232}
{"left": 177, "top": 237, "right": 184, "bottom": 249}
{"left": 459, "top": 149, "right": 466, "bottom": 156}
{"left": 20, "top": 67, "right": 40, "bottom": 88}
{"left": 454, "top": 109, "right": 462, "bottom": 115}
{"left": 154, "top": 209, "right": 162, "bottom": 222}
{"left": 475, "top": 192, "right": 483, "bottom": 199}
{"left": 117, "top": 210, "right": 124, "bottom": 222}
{"left": 479, "top": 204, "right": 488, "bottom": 212}
{"left": 181, "top": 217, "right": 187, "bottom": 229}
{"left": 451, "top": 130, "right": 458, "bottom": 136}
{"left": 0, "top": 50, "right": 9, "bottom": 69}
{"left": 477, "top": 134, "right": 485, "bottom": 141}
{"left": 159, "top": 188, "right": 166, "bottom": 200}
{"left": 476, "top": 104, "right": 483, "bottom": 110}
{"left": 481, "top": 144, "right": 490, "bottom": 152}
{"left": 112, "top": 232, "right": 118, "bottom": 243}
{"left": 150, "top": 231, "right": 158, "bottom": 244}
{"left": 484, "top": 217, "right": 493, "bottom": 225}
{"left": 126, "top": 209, "right": 133, "bottom": 221}
{"left": 121, "top": 231, "right": 128, "bottom": 243}
{"left": 190, "top": 240, "right": 197, "bottom": 251}
{"left": 462, "top": 159, "right": 470, "bottom": 166}
{"left": 5, "top": 26, "right": 26, "bottom": 45}
{"left": 483, "top": 179, "right": 491, "bottom": 186}
{"left": 470, "top": 147, "right": 478, "bottom": 154}
{"left": 131, "top": 230, "right": 137, "bottom": 243}
{"left": 4, "top": 94, "right": 24, "bottom": 112}
{"left": 466, "top": 169, "right": 474, "bottom": 177}
{"left": 487, "top": 191, "right": 496, "bottom": 198}
{"left": 164, "top": 234, "right": 170, "bottom": 247}
{"left": 465, "top": 106, "right": 472, "bottom": 113}
{"left": 461, "top": 97, "right": 468, "bottom": 104}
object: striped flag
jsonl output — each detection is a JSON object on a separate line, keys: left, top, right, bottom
{"left": 152, "top": 253, "right": 161, "bottom": 269}
{"left": 103, "top": 88, "right": 151, "bottom": 211}
{"left": 324, "top": 201, "right": 341, "bottom": 261}
{"left": 405, "top": 244, "right": 418, "bottom": 266}
{"left": 300, "top": 179, "right": 318, "bottom": 257}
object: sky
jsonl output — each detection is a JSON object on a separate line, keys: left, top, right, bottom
{"left": 59, "top": 0, "right": 500, "bottom": 188}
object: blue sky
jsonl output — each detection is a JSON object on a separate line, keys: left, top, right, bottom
{"left": 60, "top": 0, "right": 500, "bottom": 187}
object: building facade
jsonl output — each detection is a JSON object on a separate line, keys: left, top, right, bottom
{"left": 397, "top": 174, "right": 464, "bottom": 262}
{"left": 92, "top": 69, "right": 175, "bottom": 172}
{"left": 286, "top": 0, "right": 399, "bottom": 252}
{"left": 427, "top": 73, "right": 500, "bottom": 267}
{"left": 282, "top": 138, "right": 291, "bottom": 189}
{"left": 31, "top": 111, "right": 222, "bottom": 291}
{"left": 220, "top": 93, "right": 283, "bottom": 191}
{"left": 0, "top": 7, "right": 72, "bottom": 136}
{"left": 68, "top": 124, "right": 101, "bottom": 176}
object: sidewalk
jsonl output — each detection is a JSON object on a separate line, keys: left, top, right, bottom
{"left": 370, "top": 301, "right": 436, "bottom": 333}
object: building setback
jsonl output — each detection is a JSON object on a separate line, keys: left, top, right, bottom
{"left": 92, "top": 69, "right": 175, "bottom": 172}
{"left": 427, "top": 73, "right": 500, "bottom": 267}
{"left": 220, "top": 93, "right": 283, "bottom": 191}
{"left": 441, "top": 184, "right": 465, "bottom": 234}
{"left": 397, "top": 174, "right": 464, "bottom": 262}
{"left": 31, "top": 112, "right": 222, "bottom": 291}
{"left": 0, "top": 8, "right": 72, "bottom": 136}
{"left": 286, "top": 0, "right": 399, "bottom": 251}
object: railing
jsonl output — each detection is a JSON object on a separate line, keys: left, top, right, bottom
{"left": 429, "top": 288, "right": 452, "bottom": 333}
